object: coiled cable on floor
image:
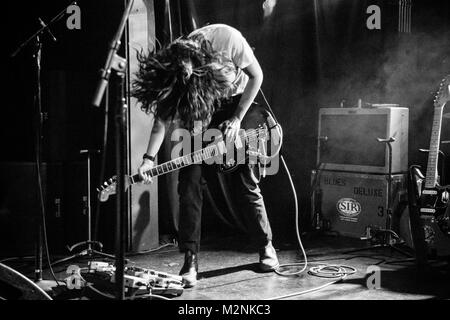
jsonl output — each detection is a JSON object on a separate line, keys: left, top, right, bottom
{"left": 308, "top": 264, "right": 357, "bottom": 278}
{"left": 266, "top": 263, "right": 357, "bottom": 300}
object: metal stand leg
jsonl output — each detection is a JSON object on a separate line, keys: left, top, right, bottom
{"left": 344, "top": 137, "right": 413, "bottom": 259}
{"left": 52, "top": 150, "right": 115, "bottom": 266}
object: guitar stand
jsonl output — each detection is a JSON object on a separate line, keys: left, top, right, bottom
{"left": 52, "top": 150, "right": 115, "bottom": 267}
{"left": 344, "top": 137, "right": 413, "bottom": 259}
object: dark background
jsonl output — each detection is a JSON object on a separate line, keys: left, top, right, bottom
{"left": 1, "top": 0, "right": 449, "bottom": 253}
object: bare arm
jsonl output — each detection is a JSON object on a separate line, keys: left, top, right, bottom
{"left": 223, "top": 58, "right": 263, "bottom": 142}
{"left": 145, "top": 117, "right": 166, "bottom": 157}
{"left": 138, "top": 117, "right": 166, "bottom": 183}
{"left": 233, "top": 58, "right": 264, "bottom": 121}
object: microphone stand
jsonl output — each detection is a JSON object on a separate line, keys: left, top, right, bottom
{"left": 344, "top": 137, "right": 412, "bottom": 258}
{"left": 91, "top": 0, "right": 135, "bottom": 300}
{"left": 10, "top": 2, "right": 74, "bottom": 58}
{"left": 10, "top": 3, "right": 75, "bottom": 294}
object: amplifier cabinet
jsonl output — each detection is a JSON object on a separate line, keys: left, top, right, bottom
{"left": 317, "top": 107, "right": 409, "bottom": 174}
{"left": 313, "top": 170, "right": 408, "bottom": 239}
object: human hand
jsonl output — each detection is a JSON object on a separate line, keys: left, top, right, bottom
{"left": 220, "top": 116, "right": 241, "bottom": 144}
{"left": 138, "top": 159, "right": 154, "bottom": 184}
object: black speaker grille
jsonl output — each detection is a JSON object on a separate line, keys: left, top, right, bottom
{"left": 320, "top": 114, "right": 388, "bottom": 167}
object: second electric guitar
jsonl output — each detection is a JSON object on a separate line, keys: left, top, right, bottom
{"left": 410, "top": 75, "right": 450, "bottom": 236}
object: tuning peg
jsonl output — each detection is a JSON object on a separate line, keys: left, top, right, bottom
{"left": 109, "top": 178, "right": 113, "bottom": 183}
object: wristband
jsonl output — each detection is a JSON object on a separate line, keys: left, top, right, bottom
{"left": 143, "top": 153, "right": 155, "bottom": 161}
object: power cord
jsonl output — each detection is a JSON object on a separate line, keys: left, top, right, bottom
{"left": 126, "top": 240, "right": 178, "bottom": 256}
{"left": 0, "top": 256, "right": 35, "bottom": 264}
{"left": 35, "top": 138, "right": 63, "bottom": 288}
{"left": 93, "top": 86, "right": 110, "bottom": 242}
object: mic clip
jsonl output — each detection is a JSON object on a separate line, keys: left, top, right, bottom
{"left": 38, "top": 17, "right": 57, "bottom": 42}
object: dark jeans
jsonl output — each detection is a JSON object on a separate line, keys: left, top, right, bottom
{"left": 178, "top": 163, "right": 273, "bottom": 253}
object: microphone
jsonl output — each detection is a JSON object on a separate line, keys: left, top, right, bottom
{"left": 38, "top": 18, "right": 57, "bottom": 42}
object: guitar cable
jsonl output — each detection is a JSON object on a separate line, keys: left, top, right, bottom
{"left": 87, "top": 86, "right": 356, "bottom": 299}
{"left": 259, "top": 88, "right": 309, "bottom": 276}
{"left": 258, "top": 89, "right": 357, "bottom": 299}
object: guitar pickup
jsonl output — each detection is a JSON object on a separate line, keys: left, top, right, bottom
{"left": 234, "top": 135, "right": 243, "bottom": 149}
{"left": 420, "top": 208, "right": 436, "bottom": 214}
{"left": 422, "top": 190, "right": 438, "bottom": 195}
{"left": 216, "top": 141, "right": 227, "bottom": 154}
{"left": 247, "top": 150, "right": 261, "bottom": 157}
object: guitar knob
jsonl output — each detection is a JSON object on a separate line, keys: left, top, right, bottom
{"left": 442, "top": 191, "right": 449, "bottom": 203}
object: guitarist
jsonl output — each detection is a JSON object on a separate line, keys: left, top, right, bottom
{"left": 132, "top": 24, "right": 279, "bottom": 287}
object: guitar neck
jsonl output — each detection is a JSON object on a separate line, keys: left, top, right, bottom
{"left": 129, "top": 144, "right": 220, "bottom": 185}
{"left": 425, "top": 105, "right": 444, "bottom": 188}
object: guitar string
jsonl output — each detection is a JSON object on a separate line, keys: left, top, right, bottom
{"left": 101, "top": 129, "right": 274, "bottom": 190}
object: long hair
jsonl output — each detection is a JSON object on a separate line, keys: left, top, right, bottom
{"left": 132, "top": 37, "right": 236, "bottom": 131}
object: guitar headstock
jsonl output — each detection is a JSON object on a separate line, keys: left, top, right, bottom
{"left": 97, "top": 176, "right": 117, "bottom": 202}
{"left": 434, "top": 75, "right": 450, "bottom": 108}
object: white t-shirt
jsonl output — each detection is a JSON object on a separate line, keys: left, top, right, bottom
{"left": 188, "top": 24, "right": 255, "bottom": 96}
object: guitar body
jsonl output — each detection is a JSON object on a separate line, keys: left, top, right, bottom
{"left": 208, "top": 100, "right": 282, "bottom": 173}
{"left": 98, "top": 99, "right": 282, "bottom": 202}
{"left": 408, "top": 75, "right": 450, "bottom": 247}
{"left": 410, "top": 166, "right": 450, "bottom": 234}
{"left": 408, "top": 166, "right": 449, "bottom": 268}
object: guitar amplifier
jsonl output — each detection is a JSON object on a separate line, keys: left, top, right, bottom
{"left": 317, "top": 107, "right": 409, "bottom": 174}
{"left": 312, "top": 170, "right": 408, "bottom": 238}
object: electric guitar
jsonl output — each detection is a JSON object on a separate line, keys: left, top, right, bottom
{"left": 97, "top": 103, "right": 282, "bottom": 202}
{"left": 410, "top": 75, "right": 450, "bottom": 236}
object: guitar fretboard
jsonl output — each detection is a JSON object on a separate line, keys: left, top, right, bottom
{"left": 425, "top": 105, "right": 444, "bottom": 188}
{"left": 126, "top": 126, "right": 266, "bottom": 186}
{"left": 129, "top": 143, "right": 223, "bottom": 184}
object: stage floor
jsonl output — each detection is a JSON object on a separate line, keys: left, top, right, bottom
{"left": 3, "top": 234, "right": 450, "bottom": 300}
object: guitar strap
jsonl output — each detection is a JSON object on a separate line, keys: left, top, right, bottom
{"left": 207, "top": 94, "right": 243, "bottom": 130}
{"left": 407, "top": 166, "right": 429, "bottom": 267}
